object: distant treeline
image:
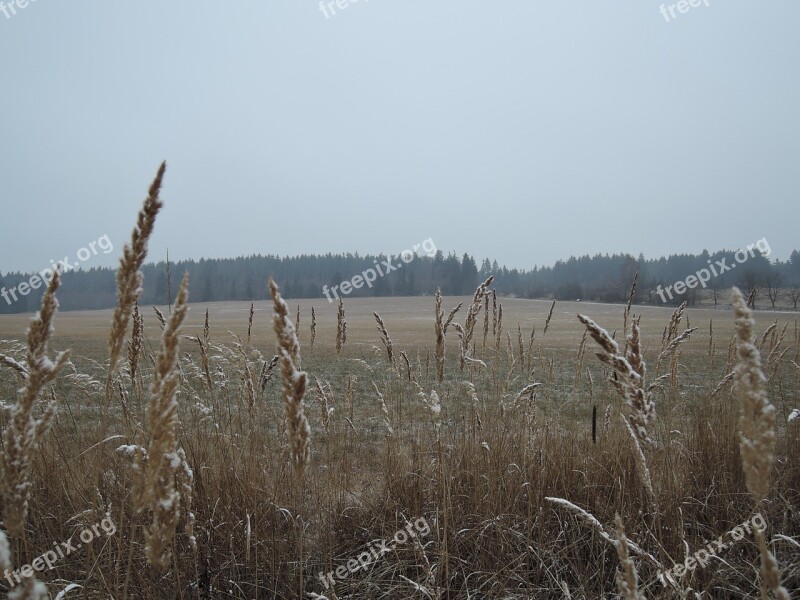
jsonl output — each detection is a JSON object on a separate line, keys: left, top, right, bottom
{"left": 2, "top": 247, "right": 799, "bottom": 313}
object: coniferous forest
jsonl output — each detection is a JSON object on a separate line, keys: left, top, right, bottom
{"left": 2, "top": 247, "right": 799, "bottom": 313}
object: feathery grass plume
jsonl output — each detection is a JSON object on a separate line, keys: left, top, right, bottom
{"left": 505, "top": 331, "right": 514, "bottom": 365}
{"left": 434, "top": 289, "right": 445, "bottom": 383}
{"left": 614, "top": 514, "right": 645, "bottom": 600}
{"left": 410, "top": 525, "right": 436, "bottom": 593}
{"left": 336, "top": 298, "right": 346, "bottom": 355}
{"left": 176, "top": 447, "right": 196, "bottom": 552}
{"left": 295, "top": 304, "right": 301, "bottom": 333}
{"left": 770, "top": 322, "right": 781, "bottom": 351}
{"left": 458, "top": 277, "right": 494, "bottom": 370}
{"left": 768, "top": 347, "right": 792, "bottom": 382}
{"left": 310, "top": 306, "right": 316, "bottom": 350}
{"left": 374, "top": 312, "right": 394, "bottom": 365}
{"left": 503, "top": 382, "right": 541, "bottom": 414}
{"left": 195, "top": 335, "right": 213, "bottom": 393}
{"left": 462, "top": 380, "right": 483, "bottom": 432}
{"left": 758, "top": 321, "right": 777, "bottom": 352}
{"left": 578, "top": 314, "right": 656, "bottom": 448}
{"left": 260, "top": 354, "right": 279, "bottom": 391}
{"left": 526, "top": 325, "right": 536, "bottom": 376}
{"left": 725, "top": 333, "right": 736, "bottom": 373}
{"left": 755, "top": 529, "right": 790, "bottom": 600}
{"left": 545, "top": 497, "right": 662, "bottom": 568}
{"left": 127, "top": 302, "right": 144, "bottom": 387}
{"left": 623, "top": 416, "right": 656, "bottom": 509}
{"left": 316, "top": 378, "right": 333, "bottom": 433}
{"left": 247, "top": 302, "right": 255, "bottom": 344}
{"left": 400, "top": 350, "right": 413, "bottom": 382}
{"left": 105, "top": 162, "right": 165, "bottom": 409}
{"left": 141, "top": 272, "right": 190, "bottom": 572}
{"left": 732, "top": 287, "right": 777, "bottom": 502}
{"left": 153, "top": 306, "right": 167, "bottom": 330}
{"left": 269, "top": 278, "right": 311, "bottom": 479}
{"left": 482, "top": 293, "right": 490, "bottom": 350}
{"left": 451, "top": 323, "right": 466, "bottom": 360}
{"left": 574, "top": 330, "right": 587, "bottom": 388}
{"left": 622, "top": 271, "right": 638, "bottom": 348}
{"left": 491, "top": 289, "right": 497, "bottom": 336}
{"left": 0, "top": 354, "right": 28, "bottom": 380}
{"left": 443, "top": 301, "right": 462, "bottom": 334}
{"left": 546, "top": 497, "right": 614, "bottom": 543}
{"left": 413, "top": 382, "right": 442, "bottom": 437}
{"left": 373, "top": 381, "right": 394, "bottom": 435}
{"left": 660, "top": 301, "right": 687, "bottom": 355}
{"left": 203, "top": 308, "right": 210, "bottom": 344}
{"left": 543, "top": 300, "right": 556, "bottom": 337}
{"left": 765, "top": 322, "right": 788, "bottom": 370}
{"left": 667, "top": 302, "right": 687, "bottom": 342}
{"left": 464, "top": 355, "right": 487, "bottom": 370}
{"left": 1, "top": 270, "right": 70, "bottom": 538}
{"left": 517, "top": 325, "right": 525, "bottom": 372}
{"left": 237, "top": 338, "right": 256, "bottom": 418}
{"left": 245, "top": 513, "right": 252, "bottom": 563}
{"left": 711, "top": 370, "right": 736, "bottom": 398}
{"left": 560, "top": 582, "right": 572, "bottom": 599}
{"left": 655, "top": 326, "right": 697, "bottom": 375}
{"left": 118, "top": 379, "right": 133, "bottom": 427}
{"left": 495, "top": 304, "right": 503, "bottom": 353}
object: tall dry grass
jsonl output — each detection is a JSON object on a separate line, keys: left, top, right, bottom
{"left": 1, "top": 271, "right": 70, "bottom": 540}
{"left": 0, "top": 169, "right": 797, "bottom": 599}
{"left": 269, "top": 278, "right": 311, "bottom": 481}
{"left": 104, "top": 162, "right": 165, "bottom": 426}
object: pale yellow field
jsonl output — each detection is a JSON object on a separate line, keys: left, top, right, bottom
{"left": 2, "top": 295, "right": 790, "bottom": 361}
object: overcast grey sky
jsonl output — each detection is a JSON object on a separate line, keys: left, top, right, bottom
{"left": 1, "top": 1, "right": 798, "bottom": 274}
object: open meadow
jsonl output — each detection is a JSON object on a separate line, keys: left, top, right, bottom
{"left": 1, "top": 288, "right": 798, "bottom": 598}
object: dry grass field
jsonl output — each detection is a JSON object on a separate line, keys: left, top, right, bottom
{"left": 0, "top": 171, "right": 797, "bottom": 599}
{"left": 1, "top": 292, "right": 798, "bottom": 599}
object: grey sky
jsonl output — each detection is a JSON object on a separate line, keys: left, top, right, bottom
{"left": 1, "top": 1, "right": 798, "bottom": 275}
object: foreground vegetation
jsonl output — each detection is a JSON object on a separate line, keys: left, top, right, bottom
{"left": 0, "top": 166, "right": 797, "bottom": 599}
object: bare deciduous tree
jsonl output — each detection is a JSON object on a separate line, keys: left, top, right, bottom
{"left": 787, "top": 285, "right": 800, "bottom": 311}
{"left": 765, "top": 270, "right": 783, "bottom": 309}
{"left": 738, "top": 270, "right": 762, "bottom": 308}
